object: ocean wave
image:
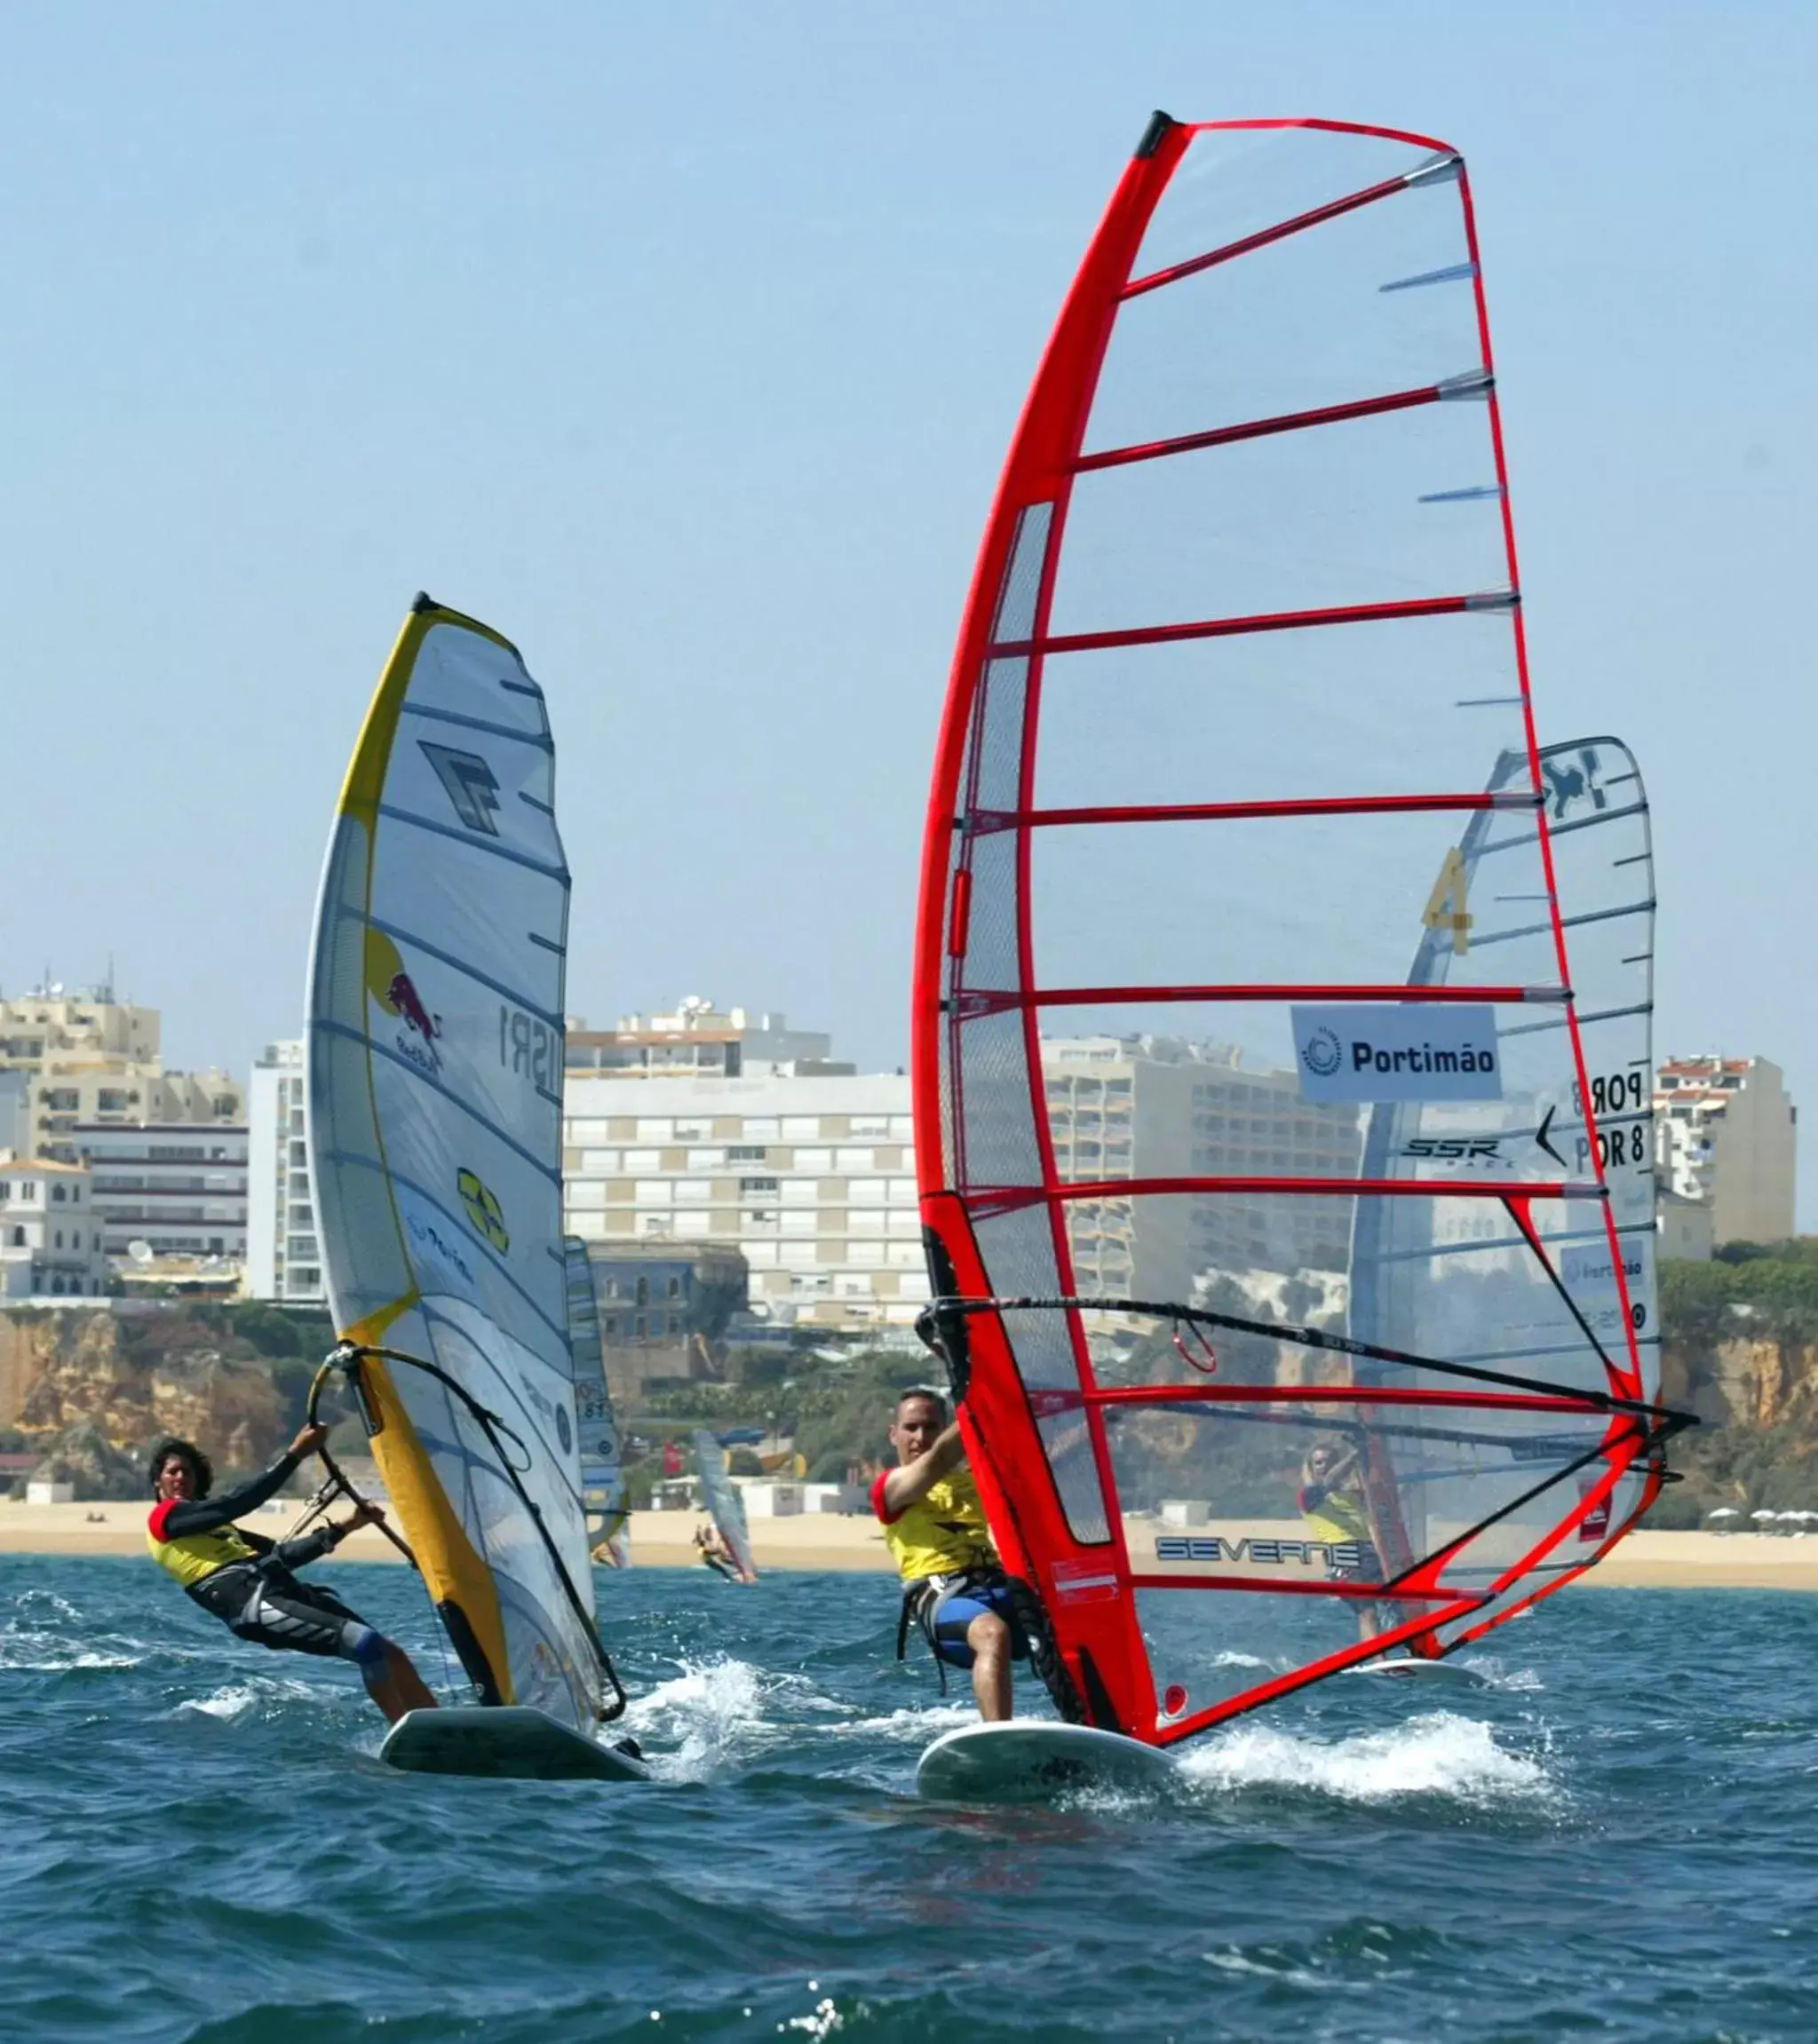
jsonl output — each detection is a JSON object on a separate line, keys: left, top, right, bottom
{"left": 172, "top": 1674, "right": 334, "bottom": 1722}
{"left": 1178, "top": 1708, "right": 1559, "bottom": 1808}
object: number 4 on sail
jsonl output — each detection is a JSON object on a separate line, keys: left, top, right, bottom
{"left": 1422, "top": 848, "right": 1473, "bottom": 955}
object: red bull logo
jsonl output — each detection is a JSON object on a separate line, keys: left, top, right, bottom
{"left": 380, "top": 969, "right": 441, "bottom": 1076}
{"left": 387, "top": 971, "right": 440, "bottom": 1045}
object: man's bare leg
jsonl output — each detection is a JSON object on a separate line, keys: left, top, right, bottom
{"left": 362, "top": 1642, "right": 438, "bottom": 1723}
{"left": 968, "top": 1612, "right": 1012, "bottom": 1722}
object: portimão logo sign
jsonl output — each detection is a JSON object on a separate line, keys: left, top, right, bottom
{"left": 1290, "top": 1002, "right": 1504, "bottom": 1104}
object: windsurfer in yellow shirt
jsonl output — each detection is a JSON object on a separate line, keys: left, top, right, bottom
{"left": 146, "top": 1426, "right": 437, "bottom": 1723}
{"left": 872, "top": 1387, "right": 1024, "bottom": 1720}
{"left": 1298, "top": 1438, "right": 1384, "bottom": 1643}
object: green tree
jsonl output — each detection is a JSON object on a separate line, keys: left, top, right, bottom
{"left": 228, "top": 1303, "right": 304, "bottom": 1358}
{"left": 1659, "top": 1259, "right": 1736, "bottom": 1353}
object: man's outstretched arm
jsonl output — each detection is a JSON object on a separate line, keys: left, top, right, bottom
{"left": 879, "top": 1422, "right": 967, "bottom": 1519}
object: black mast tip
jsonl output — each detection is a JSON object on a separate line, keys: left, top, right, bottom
{"left": 411, "top": 590, "right": 437, "bottom": 614}
{"left": 1135, "top": 110, "right": 1176, "bottom": 159}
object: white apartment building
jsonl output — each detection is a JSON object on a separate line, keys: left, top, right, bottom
{"left": 0, "top": 1158, "right": 109, "bottom": 1299}
{"left": 246, "top": 1042, "right": 325, "bottom": 1303}
{"left": 567, "top": 997, "right": 840, "bottom": 1081}
{"left": 563, "top": 1069, "right": 923, "bottom": 1330}
{"left": 74, "top": 1122, "right": 249, "bottom": 1260}
{"left": 1655, "top": 1056, "right": 1798, "bottom": 1247}
{"left": 1042, "top": 1035, "right": 1362, "bottom": 1303}
{"left": 0, "top": 987, "right": 242, "bottom": 1163}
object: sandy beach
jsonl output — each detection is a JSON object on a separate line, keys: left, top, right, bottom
{"left": 0, "top": 1500, "right": 893, "bottom": 1572}
{"left": 4, "top": 1501, "right": 1817, "bottom": 1587}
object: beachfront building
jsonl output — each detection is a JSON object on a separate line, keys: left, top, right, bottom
{"left": 72, "top": 1122, "right": 249, "bottom": 1261}
{"left": 245, "top": 1041, "right": 324, "bottom": 1303}
{"left": 0, "top": 1158, "right": 109, "bottom": 1299}
{"left": 562, "top": 1058, "right": 920, "bottom": 1333}
{"left": 578, "top": 1240, "right": 751, "bottom": 1400}
{"left": 1041, "top": 1035, "right": 1362, "bottom": 1303}
{"left": 1656, "top": 1186, "right": 1716, "bottom": 1263}
{"left": 0, "top": 986, "right": 242, "bottom": 1165}
{"left": 566, "top": 997, "right": 841, "bottom": 1082}
{"left": 1654, "top": 1056, "right": 1798, "bottom": 1247}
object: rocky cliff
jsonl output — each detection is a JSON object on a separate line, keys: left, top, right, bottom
{"left": 0, "top": 1306, "right": 304, "bottom": 1498}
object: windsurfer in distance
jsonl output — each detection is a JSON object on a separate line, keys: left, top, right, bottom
{"left": 693, "top": 1520, "right": 741, "bottom": 1581}
{"left": 873, "top": 1387, "right": 1025, "bottom": 1720}
{"left": 146, "top": 1424, "right": 438, "bottom": 1723}
{"left": 1298, "top": 1439, "right": 1384, "bottom": 1644}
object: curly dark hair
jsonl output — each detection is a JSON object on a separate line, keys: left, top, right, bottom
{"left": 147, "top": 1438, "right": 213, "bottom": 1498}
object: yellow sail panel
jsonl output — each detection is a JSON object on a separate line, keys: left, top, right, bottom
{"left": 307, "top": 595, "right": 601, "bottom": 1728}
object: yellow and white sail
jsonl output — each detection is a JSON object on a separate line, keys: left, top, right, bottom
{"left": 306, "top": 593, "right": 604, "bottom": 1729}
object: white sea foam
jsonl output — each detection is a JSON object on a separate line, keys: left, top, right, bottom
{"left": 1202, "top": 1947, "right": 1338, "bottom": 1991}
{"left": 174, "top": 1674, "right": 326, "bottom": 1721}
{"left": 623, "top": 1655, "right": 787, "bottom": 1777}
{"left": 8, "top": 1589, "right": 84, "bottom": 1625}
{"left": 0, "top": 1642, "right": 144, "bottom": 1672}
{"left": 180, "top": 1683, "right": 262, "bottom": 1720}
{"left": 1456, "top": 1655, "right": 1543, "bottom": 1693}
{"left": 0, "top": 1594, "right": 150, "bottom": 1671}
{"left": 1178, "top": 1708, "right": 1557, "bottom": 1807}
{"left": 828, "top": 1700, "right": 976, "bottom": 1743}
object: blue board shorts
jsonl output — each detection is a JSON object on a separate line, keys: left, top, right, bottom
{"left": 931, "top": 1580, "right": 1031, "bottom": 1670}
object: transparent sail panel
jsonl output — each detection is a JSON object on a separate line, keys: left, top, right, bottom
{"left": 1125, "top": 125, "right": 1455, "bottom": 285}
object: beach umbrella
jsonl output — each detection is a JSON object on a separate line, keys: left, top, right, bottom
{"left": 1751, "top": 1509, "right": 1777, "bottom": 1523}
{"left": 1707, "top": 1507, "right": 1739, "bottom": 1519}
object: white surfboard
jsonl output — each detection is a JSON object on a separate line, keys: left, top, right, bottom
{"left": 917, "top": 1720, "right": 1179, "bottom": 1803}
{"left": 1342, "top": 1655, "right": 1487, "bottom": 1685}
{"left": 381, "top": 1706, "right": 654, "bottom": 1782}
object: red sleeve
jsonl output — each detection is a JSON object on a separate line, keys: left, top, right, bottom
{"left": 870, "top": 1470, "right": 901, "bottom": 1526}
{"left": 147, "top": 1500, "right": 177, "bottom": 1541}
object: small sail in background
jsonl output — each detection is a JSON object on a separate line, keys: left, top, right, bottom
{"left": 693, "top": 1429, "right": 758, "bottom": 1583}
{"left": 565, "top": 1237, "right": 631, "bottom": 1566}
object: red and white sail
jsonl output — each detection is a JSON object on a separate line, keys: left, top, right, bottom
{"left": 911, "top": 116, "right": 1687, "bottom": 1745}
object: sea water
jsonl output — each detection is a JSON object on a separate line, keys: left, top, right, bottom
{"left": 2, "top": 1556, "right": 1814, "bottom": 2041}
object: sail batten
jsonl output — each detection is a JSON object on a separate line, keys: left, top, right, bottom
{"left": 307, "top": 597, "right": 609, "bottom": 1731}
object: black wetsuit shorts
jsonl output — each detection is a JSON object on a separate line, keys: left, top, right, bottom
{"left": 191, "top": 1563, "right": 383, "bottom": 1665}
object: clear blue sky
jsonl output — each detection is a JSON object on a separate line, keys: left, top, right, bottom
{"left": 5, "top": 3, "right": 1813, "bottom": 1224}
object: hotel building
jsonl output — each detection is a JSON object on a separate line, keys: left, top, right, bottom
{"left": 1654, "top": 1055, "right": 1797, "bottom": 1248}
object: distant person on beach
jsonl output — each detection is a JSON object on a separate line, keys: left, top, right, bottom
{"left": 145, "top": 1425, "right": 436, "bottom": 1723}
{"left": 872, "top": 1387, "right": 1025, "bottom": 1720}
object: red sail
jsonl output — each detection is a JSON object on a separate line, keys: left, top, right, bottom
{"left": 910, "top": 116, "right": 1687, "bottom": 1747}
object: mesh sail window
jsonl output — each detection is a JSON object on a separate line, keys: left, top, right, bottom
{"left": 911, "top": 117, "right": 1687, "bottom": 1747}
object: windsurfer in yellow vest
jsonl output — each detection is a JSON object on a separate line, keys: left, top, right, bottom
{"left": 1298, "top": 1438, "right": 1383, "bottom": 1643}
{"left": 146, "top": 1424, "right": 437, "bottom": 1723}
{"left": 871, "top": 1387, "right": 1025, "bottom": 1720}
